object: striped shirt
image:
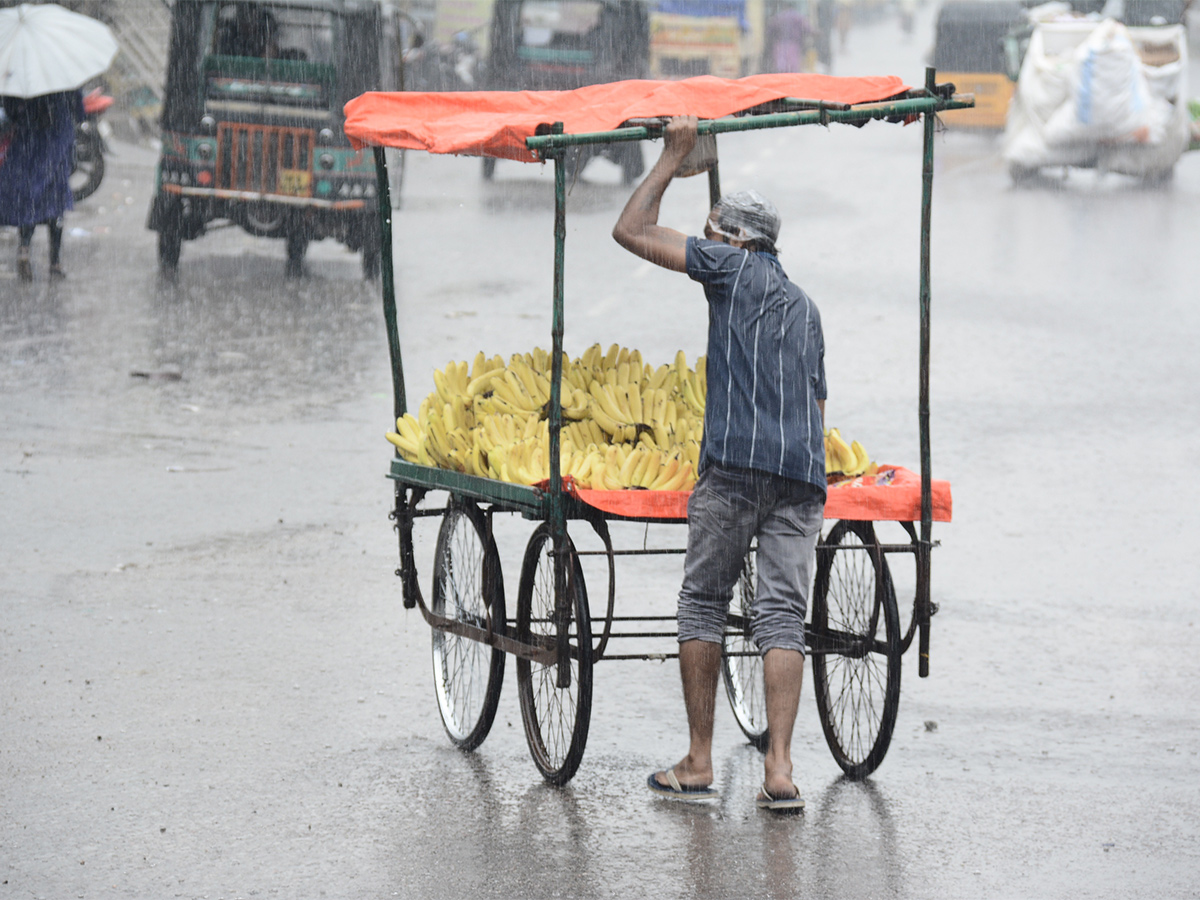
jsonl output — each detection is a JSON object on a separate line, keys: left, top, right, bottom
{"left": 685, "top": 237, "right": 827, "bottom": 495}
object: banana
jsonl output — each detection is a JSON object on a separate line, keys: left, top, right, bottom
{"left": 649, "top": 454, "right": 680, "bottom": 490}
{"left": 849, "top": 440, "right": 870, "bottom": 477}
{"left": 613, "top": 384, "right": 635, "bottom": 423}
{"left": 674, "top": 349, "right": 688, "bottom": 380}
{"left": 647, "top": 363, "right": 671, "bottom": 392}
{"left": 396, "top": 413, "right": 422, "bottom": 444}
{"left": 652, "top": 422, "right": 672, "bottom": 451}
{"left": 660, "top": 461, "right": 693, "bottom": 492}
{"left": 563, "top": 388, "right": 589, "bottom": 420}
{"left": 664, "top": 398, "right": 678, "bottom": 432}
{"left": 637, "top": 449, "right": 662, "bottom": 487}
{"left": 826, "top": 428, "right": 855, "bottom": 474}
{"left": 432, "top": 368, "right": 453, "bottom": 406}
{"left": 385, "top": 431, "right": 418, "bottom": 459}
{"left": 604, "top": 343, "right": 620, "bottom": 371}
{"left": 588, "top": 381, "right": 627, "bottom": 424}
{"left": 470, "top": 350, "right": 487, "bottom": 383}
{"left": 465, "top": 369, "right": 501, "bottom": 397}
{"left": 682, "top": 376, "right": 704, "bottom": 416}
{"left": 627, "top": 382, "right": 643, "bottom": 423}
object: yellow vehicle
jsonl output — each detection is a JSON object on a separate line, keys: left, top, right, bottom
{"left": 932, "top": 0, "right": 1026, "bottom": 129}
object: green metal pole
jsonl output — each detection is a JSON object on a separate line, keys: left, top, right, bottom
{"left": 707, "top": 160, "right": 721, "bottom": 208}
{"left": 524, "top": 97, "right": 974, "bottom": 155}
{"left": 548, "top": 130, "right": 566, "bottom": 526}
{"left": 549, "top": 128, "right": 571, "bottom": 690}
{"left": 373, "top": 146, "right": 407, "bottom": 421}
{"left": 917, "top": 68, "right": 935, "bottom": 678}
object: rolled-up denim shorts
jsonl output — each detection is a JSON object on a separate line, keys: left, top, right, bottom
{"left": 677, "top": 463, "right": 825, "bottom": 655}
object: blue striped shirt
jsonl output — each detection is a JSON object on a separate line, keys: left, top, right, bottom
{"left": 685, "top": 237, "right": 827, "bottom": 494}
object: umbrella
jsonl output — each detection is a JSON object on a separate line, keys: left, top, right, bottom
{"left": 0, "top": 3, "right": 119, "bottom": 99}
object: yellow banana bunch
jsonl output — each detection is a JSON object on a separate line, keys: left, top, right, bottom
{"left": 391, "top": 345, "right": 720, "bottom": 491}
{"left": 824, "top": 427, "right": 877, "bottom": 478}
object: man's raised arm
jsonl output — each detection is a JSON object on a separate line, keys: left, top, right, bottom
{"left": 612, "top": 116, "right": 699, "bottom": 273}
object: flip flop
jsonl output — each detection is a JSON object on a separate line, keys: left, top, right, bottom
{"left": 756, "top": 782, "right": 805, "bottom": 811}
{"left": 647, "top": 768, "right": 719, "bottom": 802}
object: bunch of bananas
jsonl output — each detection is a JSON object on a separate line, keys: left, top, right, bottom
{"left": 824, "top": 427, "right": 876, "bottom": 479}
{"left": 386, "top": 344, "right": 707, "bottom": 491}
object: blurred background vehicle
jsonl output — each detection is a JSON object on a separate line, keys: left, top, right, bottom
{"left": 932, "top": 0, "right": 1027, "bottom": 129}
{"left": 1003, "top": 15, "right": 1191, "bottom": 182}
{"left": 70, "top": 86, "right": 114, "bottom": 202}
{"left": 481, "top": 0, "right": 650, "bottom": 182}
{"left": 145, "top": 0, "right": 406, "bottom": 278}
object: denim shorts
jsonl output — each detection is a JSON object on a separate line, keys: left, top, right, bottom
{"left": 677, "top": 463, "right": 825, "bottom": 655}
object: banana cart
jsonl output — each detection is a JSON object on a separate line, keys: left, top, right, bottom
{"left": 344, "top": 69, "right": 967, "bottom": 785}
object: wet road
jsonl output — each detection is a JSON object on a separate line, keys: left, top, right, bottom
{"left": 4, "top": 11, "right": 1200, "bottom": 899}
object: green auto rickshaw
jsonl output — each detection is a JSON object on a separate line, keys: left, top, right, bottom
{"left": 147, "top": 0, "right": 407, "bottom": 277}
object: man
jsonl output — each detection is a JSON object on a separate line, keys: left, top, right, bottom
{"left": 612, "top": 117, "right": 826, "bottom": 811}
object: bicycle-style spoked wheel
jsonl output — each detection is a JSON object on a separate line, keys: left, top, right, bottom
{"left": 811, "top": 519, "right": 901, "bottom": 779}
{"left": 721, "top": 552, "right": 769, "bottom": 752}
{"left": 430, "top": 501, "right": 505, "bottom": 751}
{"left": 516, "top": 523, "right": 593, "bottom": 785}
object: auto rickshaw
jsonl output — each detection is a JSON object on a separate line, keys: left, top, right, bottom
{"left": 146, "top": 0, "right": 405, "bottom": 278}
{"left": 932, "top": 0, "right": 1027, "bottom": 129}
{"left": 481, "top": 0, "right": 650, "bottom": 182}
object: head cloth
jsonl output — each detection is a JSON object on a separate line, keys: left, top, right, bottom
{"left": 707, "top": 189, "right": 781, "bottom": 252}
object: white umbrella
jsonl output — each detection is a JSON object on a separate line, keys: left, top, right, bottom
{"left": 0, "top": 3, "right": 119, "bottom": 99}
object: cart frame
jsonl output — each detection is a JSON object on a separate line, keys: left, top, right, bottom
{"left": 363, "top": 68, "right": 970, "bottom": 783}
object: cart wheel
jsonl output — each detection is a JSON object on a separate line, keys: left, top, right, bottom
{"left": 721, "top": 552, "right": 769, "bottom": 752}
{"left": 811, "top": 520, "right": 901, "bottom": 780}
{"left": 516, "top": 523, "right": 593, "bottom": 785}
{"left": 430, "top": 501, "right": 506, "bottom": 751}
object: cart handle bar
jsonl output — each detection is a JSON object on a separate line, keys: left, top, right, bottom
{"left": 524, "top": 94, "right": 974, "bottom": 154}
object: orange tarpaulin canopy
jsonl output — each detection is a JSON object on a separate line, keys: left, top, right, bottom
{"left": 343, "top": 74, "right": 911, "bottom": 162}
{"left": 548, "top": 465, "right": 951, "bottom": 523}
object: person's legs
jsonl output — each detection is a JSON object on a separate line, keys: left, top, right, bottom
{"left": 762, "top": 647, "right": 805, "bottom": 797}
{"left": 17, "top": 226, "right": 34, "bottom": 281}
{"left": 750, "top": 481, "right": 824, "bottom": 800}
{"left": 654, "top": 465, "right": 757, "bottom": 792}
{"left": 669, "top": 638, "right": 724, "bottom": 787}
{"left": 47, "top": 218, "right": 64, "bottom": 275}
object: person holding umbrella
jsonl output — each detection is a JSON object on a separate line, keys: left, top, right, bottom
{"left": 0, "top": 3, "right": 117, "bottom": 281}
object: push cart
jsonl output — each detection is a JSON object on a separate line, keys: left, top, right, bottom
{"left": 344, "top": 69, "right": 967, "bottom": 784}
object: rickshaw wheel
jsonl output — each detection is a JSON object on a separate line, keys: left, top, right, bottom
{"left": 811, "top": 519, "right": 901, "bottom": 780}
{"left": 157, "top": 199, "right": 184, "bottom": 272}
{"left": 430, "top": 500, "right": 506, "bottom": 751}
{"left": 285, "top": 232, "right": 308, "bottom": 277}
{"left": 361, "top": 225, "right": 381, "bottom": 281}
{"left": 721, "top": 552, "right": 769, "bottom": 752}
{"left": 516, "top": 523, "right": 593, "bottom": 785}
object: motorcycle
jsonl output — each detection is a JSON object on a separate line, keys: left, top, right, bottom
{"left": 70, "top": 87, "right": 113, "bottom": 203}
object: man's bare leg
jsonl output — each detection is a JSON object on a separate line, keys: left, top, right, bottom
{"left": 654, "top": 638, "right": 723, "bottom": 788}
{"left": 761, "top": 647, "right": 805, "bottom": 798}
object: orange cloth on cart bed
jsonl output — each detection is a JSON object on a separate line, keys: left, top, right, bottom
{"left": 552, "top": 465, "right": 951, "bottom": 523}
{"left": 343, "top": 74, "right": 910, "bottom": 161}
